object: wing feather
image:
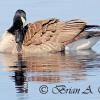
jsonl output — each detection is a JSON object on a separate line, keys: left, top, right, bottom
{"left": 23, "top": 19, "right": 86, "bottom": 46}
{"left": 50, "top": 19, "right": 86, "bottom": 44}
{"left": 23, "top": 18, "right": 59, "bottom": 46}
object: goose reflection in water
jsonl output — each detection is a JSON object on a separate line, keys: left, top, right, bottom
{"left": 10, "top": 54, "right": 28, "bottom": 93}
{"left": 0, "top": 50, "right": 97, "bottom": 93}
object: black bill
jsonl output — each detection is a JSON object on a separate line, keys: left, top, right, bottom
{"left": 16, "top": 43, "right": 22, "bottom": 52}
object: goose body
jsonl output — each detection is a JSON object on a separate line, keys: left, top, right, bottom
{"left": 0, "top": 10, "right": 100, "bottom": 54}
{"left": 65, "top": 36, "right": 100, "bottom": 51}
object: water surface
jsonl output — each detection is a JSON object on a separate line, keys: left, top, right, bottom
{"left": 0, "top": 50, "right": 100, "bottom": 100}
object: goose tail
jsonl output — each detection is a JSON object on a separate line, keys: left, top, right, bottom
{"left": 83, "top": 24, "right": 100, "bottom": 39}
{"left": 85, "top": 25, "right": 100, "bottom": 30}
{"left": 85, "top": 31, "right": 100, "bottom": 39}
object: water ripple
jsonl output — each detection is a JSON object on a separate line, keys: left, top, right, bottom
{"left": 0, "top": 50, "right": 100, "bottom": 94}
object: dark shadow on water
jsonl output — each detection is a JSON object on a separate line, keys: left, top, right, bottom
{"left": 10, "top": 54, "right": 28, "bottom": 93}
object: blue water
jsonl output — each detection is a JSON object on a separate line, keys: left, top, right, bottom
{"left": 0, "top": 0, "right": 100, "bottom": 100}
{"left": 0, "top": 51, "right": 100, "bottom": 100}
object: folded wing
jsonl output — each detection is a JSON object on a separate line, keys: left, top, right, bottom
{"left": 23, "top": 19, "right": 86, "bottom": 46}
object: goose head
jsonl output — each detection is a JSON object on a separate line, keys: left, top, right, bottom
{"left": 8, "top": 9, "right": 26, "bottom": 51}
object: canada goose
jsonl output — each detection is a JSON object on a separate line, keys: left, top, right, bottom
{"left": 0, "top": 9, "right": 100, "bottom": 54}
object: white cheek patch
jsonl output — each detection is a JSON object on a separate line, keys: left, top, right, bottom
{"left": 21, "top": 17, "right": 26, "bottom": 27}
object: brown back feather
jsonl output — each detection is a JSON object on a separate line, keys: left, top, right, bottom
{"left": 23, "top": 19, "right": 86, "bottom": 46}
